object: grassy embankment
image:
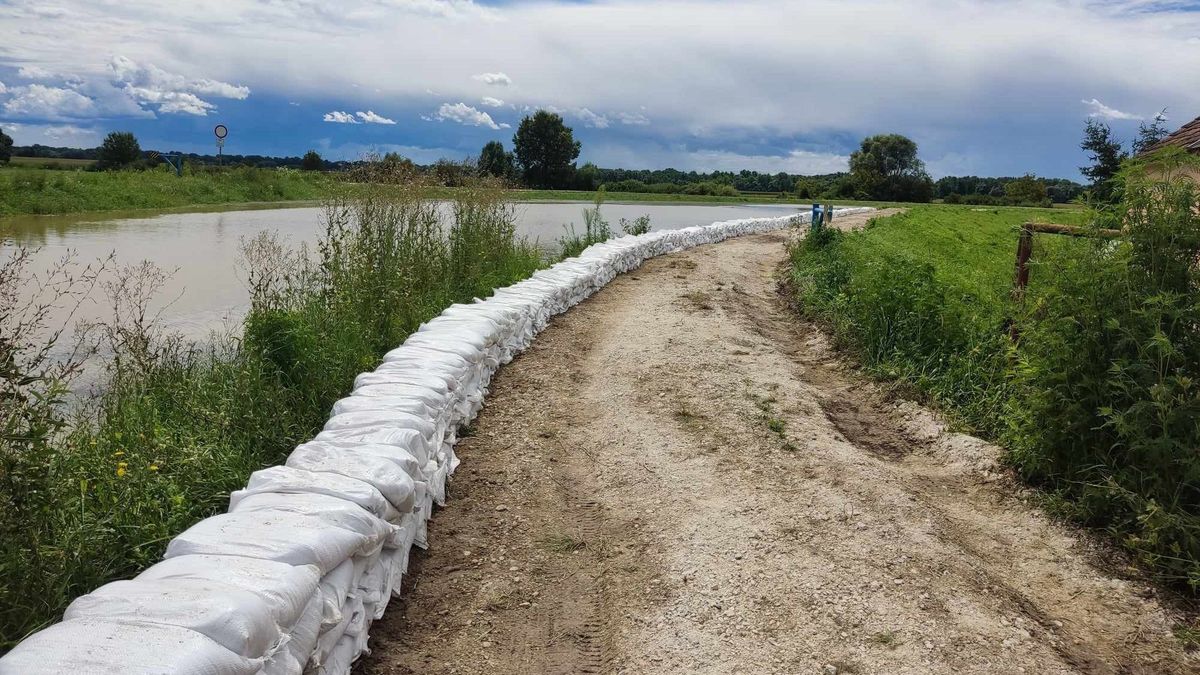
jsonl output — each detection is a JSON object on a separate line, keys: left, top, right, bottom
{"left": 0, "top": 165, "right": 336, "bottom": 216}
{"left": 789, "top": 152, "right": 1200, "bottom": 593}
{"left": 0, "top": 164, "right": 955, "bottom": 217}
{"left": 0, "top": 176, "right": 546, "bottom": 649}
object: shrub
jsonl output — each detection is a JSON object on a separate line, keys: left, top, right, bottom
{"left": 620, "top": 215, "right": 651, "bottom": 236}
{"left": 790, "top": 151, "right": 1200, "bottom": 589}
{"left": 558, "top": 191, "right": 613, "bottom": 259}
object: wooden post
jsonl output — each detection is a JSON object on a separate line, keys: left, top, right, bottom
{"left": 1013, "top": 223, "right": 1034, "bottom": 299}
{"left": 1008, "top": 222, "right": 1123, "bottom": 340}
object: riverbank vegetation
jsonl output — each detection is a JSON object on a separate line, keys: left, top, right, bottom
{"left": 0, "top": 164, "right": 335, "bottom": 215}
{"left": 0, "top": 172, "right": 545, "bottom": 648}
{"left": 788, "top": 149, "right": 1200, "bottom": 590}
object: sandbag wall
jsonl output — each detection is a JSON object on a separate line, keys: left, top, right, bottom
{"left": 0, "top": 208, "right": 873, "bottom": 675}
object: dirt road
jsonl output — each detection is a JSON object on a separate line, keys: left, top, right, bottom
{"left": 362, "top": 212, "right": 1196, "bottom": 675}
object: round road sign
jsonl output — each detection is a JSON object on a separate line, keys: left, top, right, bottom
{"left": 214, "top": 124, "right": 228, "bottom": 139}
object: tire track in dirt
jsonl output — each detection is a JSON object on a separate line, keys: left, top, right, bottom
{"left": 361, "top": 212, "right": 1196, "bottom": 675}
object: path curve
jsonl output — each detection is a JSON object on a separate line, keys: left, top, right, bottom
{"left": 362, "top": 212, "right": 1195, "bottom": 674}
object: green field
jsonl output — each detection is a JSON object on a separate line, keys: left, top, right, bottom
{"left": 0, "top": 165, "right": 335, "bottom": 216}
{"left": 9, "top": 156, "right": 97, "bottom": 169}
{"left": 0, "top": 165, "right": 966, "bottom": 218}
{"left": 790, "top": 195, "right": 1200, "bottom": 590}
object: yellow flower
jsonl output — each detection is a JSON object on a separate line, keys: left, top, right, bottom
{"left": 149, "top": 464, "right": 159, "bottom": 472}
{"left": 116, "top": 466, "right": 127, "bottom": 477}
{"left": 112, "top": 451, "right": 125, "bottom": 457}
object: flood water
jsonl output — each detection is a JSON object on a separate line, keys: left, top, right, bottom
{"left": 1, "top": 200, "right": 805, "bottom": 345}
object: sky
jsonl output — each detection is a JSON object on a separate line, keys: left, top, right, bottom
{"left": 1, "top": 0, "right": 1199, "bottom": 180}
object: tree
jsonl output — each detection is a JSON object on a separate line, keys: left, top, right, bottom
{"left": 0, "top": 127, "right": 12, "bottom": 164}
{"left": 1005, "top": 174, "right": 1049, "bottom": 206}
{"left": 97, "top": 131, "right": 141, "bottom": 169}
{"left": 512, "top": 110, "right": 581, "bottom": 189}
{"left": 848, "top": 134, "right": 934, "bottom": 202}
{"left": 1132, "top": 109, "right": 1170, "bottom": 155}
{"left": 1080, "top": 119, "right": 1127, "bottom": 202}
{"left": 574, "top": 162, "right": 600, "bottom": 191}
{"left": 301, "top": 150, "right": 322, "bottom": 171}
{"left": 478, "top": 140, "right": 515, "bottom": 179}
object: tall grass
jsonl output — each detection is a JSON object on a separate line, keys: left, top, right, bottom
{"left": 558, "top": 191, "right": 615, "bottom": 259}
{"left": 0, "top": 174, "right": 544, "bottom": 648}
{"left": 789, "top": 150, "right": 1200, "bottom": 589}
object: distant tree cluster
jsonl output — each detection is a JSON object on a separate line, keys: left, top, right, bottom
{"left": 936, "top": 175, "right": 1083, "bottom": 206}
{"left": 6, "top": 112, "right": 1111, "bottom": 211}
{"left": 0, "top": 127, "right": 12, "bottom": 164}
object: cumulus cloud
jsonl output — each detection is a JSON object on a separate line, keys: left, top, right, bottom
{"left": 356, "top": 110, "right": 396, "bottom": 124}
{"left": 109, "top": 56, "right": 248, "bottom": 116}
{"left": 3, "top": 84, "right": 95, "bottom": 119}
{"left": 1082, "top": 97, "right": 1143, "bottom": 120}
{"left": 4, "top": 0, "right": 1200, "bottom": 175}
{"left": 324, "top": 110, "right": 359, "bottom": 123}
{"left": 575, "top": 107, "right": 610, "bottom": 129}
{"left": 0, "top": 81, "right": 7, "bottom": 95}
{"left": 480, "top": 96, "right": 504, "bottom": 107}
{"left": 472, "top": 72, "right": 512, "bottom": 87}
{"left": 426, "top": 102, "right": 508, "bottom": 129}
{"left": 17, "top": 66, "right": 56, "bottom": 80}
{"left": 616, "top": 111, "right": 651, "bottom": 126}
{"left": 0, "top": 122, "right": 103, "bottom": 147}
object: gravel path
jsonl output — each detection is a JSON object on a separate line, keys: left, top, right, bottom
{"left": 361, "top": 211, "right": 1196, "bottom": 675}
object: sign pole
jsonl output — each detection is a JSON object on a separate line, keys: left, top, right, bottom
{"left": 214, "top": 124, "right": 228, "bottom": 166}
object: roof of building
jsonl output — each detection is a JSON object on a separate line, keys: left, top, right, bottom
{"left": 1149, "top": 115, "right": 1200, "bottom": 154}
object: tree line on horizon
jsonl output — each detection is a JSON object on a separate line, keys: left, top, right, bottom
{"left": 8, "top": 108, "right": 1162, "bottom": 206}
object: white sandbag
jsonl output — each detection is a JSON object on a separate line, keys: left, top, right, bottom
{"left": 165, "top": 510, "right": 380, "bottom": 575}
{"left": 231, "top": 465, "right": 396, "bottom": 522}
{"left": 0, "top": 619, "right": 261, "bottom": 675}
{"left": 230, "top": 492, "right": 398, "bottom": 548}
{"left": 137, "top": 555, "right": 320, "bottom": 632}
{"left": 287, "top": 443, "right": 418, "bottom": 513}
{"left": 323, "top": 410, "right": 438, "bottom": 443}
{"left": 306, "top": 635, "right": 358, "bottom": 675}
{"left": 317, "top": 558, "right": 356, "bottom": 629}
{"left": 311, "top": 595, "right": 363, "bottom": 670}
{"left": 260, "top": 593, "right": 324, "bottom": 675}
{"left": 63, "top": 578, "right": 281, "bottom": 659}
{"left": 314, "top": 426, "right": 434, "bottom": 466}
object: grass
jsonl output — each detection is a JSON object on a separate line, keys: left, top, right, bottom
{"left": 0, "top": 165, "right": 336, "bottom": 215}
{"left": 748, "top": 388, "right": 796, "bottom": 451}
{"left": 10, "top": 157, "right": 97, "bottom": 169}
{"left": 537, "top": 532, "right": 586, "bottom": 553}
{"left": 789, "top": 153, "right": 1200, "bottom": 592}
{"left": 870, "top": 630, "right": 902, "bottom": 648}
{"left": 0, "top": 176, "right": 547, "bottom": 649}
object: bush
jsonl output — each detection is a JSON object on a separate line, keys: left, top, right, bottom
{"left": 790, "top": 151, "right": 1200, "bottom": 589}
{"left": 1009, "top": 149, "right": 1200, "bottom": 586}
{"left": 620, "top": 215, "right": 651, "bottom": 236}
